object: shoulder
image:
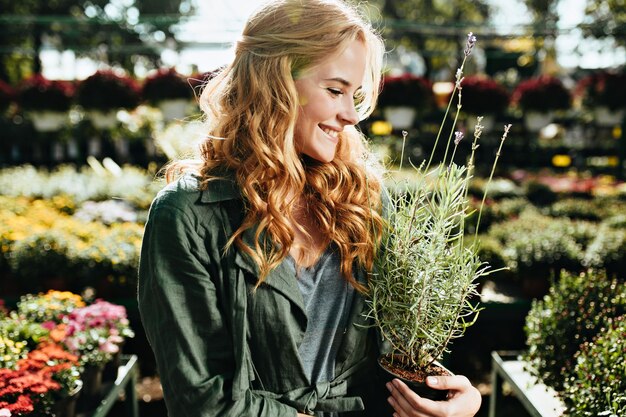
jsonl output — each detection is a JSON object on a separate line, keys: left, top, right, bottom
{"left": 149, "top": 172, "right": 242, "bottom": 223}
{"left": 151, "top": 173, "right": 204, "bottom": 214}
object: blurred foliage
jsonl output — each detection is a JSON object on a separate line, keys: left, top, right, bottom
{"left": 0, "top": 0, "right": 196, "bottom": 83}
{"left": 372, "top": 0, "right": 491, "bottom": 77}
{"left": 524, "top": 270, "right": 626, "bottom": 394}
{"left": 563, "top": 315, "right": 626, "bottom": 417}
{"left": 582, "top": 0, "right": 626, "bottom": 47}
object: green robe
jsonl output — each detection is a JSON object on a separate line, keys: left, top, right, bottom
{"left": 138, "top": 173, "right": 389, "bottom": 417}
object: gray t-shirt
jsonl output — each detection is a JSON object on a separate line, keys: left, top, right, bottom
{"left": 287, "top": 247, "right": 355, "bottom": 416}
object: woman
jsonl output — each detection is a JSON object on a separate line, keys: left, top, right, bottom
{"left": 138, "top": 0, "right": 482, "bottom": 416}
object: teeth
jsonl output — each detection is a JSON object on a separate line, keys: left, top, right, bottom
{"left": 322, "top": 127, "right": 339, "bottom": 138}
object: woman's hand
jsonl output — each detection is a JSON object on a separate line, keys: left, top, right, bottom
{"left": 386, "top": 375, "right": 481, "bottom": 417}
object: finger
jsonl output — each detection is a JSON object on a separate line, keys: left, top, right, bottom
{"left": 426, "top": 375, "right": 482, "bottom": 415}
{"left": 387, "top": 379, "right": 448, "bottom": 417}
{"left": 426, "top": 375, "right": 472, "bottom": 391}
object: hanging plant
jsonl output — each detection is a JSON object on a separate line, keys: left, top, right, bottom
{"left": 456, "top": 75, "right": 510, "bottom": 114}
{"left": 17, "top": 74, "right": 74, "bottom": 112}
{"left": 378, "top": 73, "right": 434, "bottom": 109}
{"left": 76, "top": 70, "right": 140, "bottom": 111}
{"left": 511, "top": 75, "right": 571, "bottom": 112}
{"left": 142, "top": 68, "right": 193, "bottom": 105}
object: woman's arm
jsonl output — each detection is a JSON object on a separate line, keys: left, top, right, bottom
{"left": 386, "top": 376, "right": 481, "bottom": 417}
{"left": 138, "top": 200, "right": 298, "bottom": 417}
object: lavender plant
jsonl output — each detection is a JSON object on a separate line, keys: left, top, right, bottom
{"left": 367, "top": 33, "right": 511, "bottom": 374}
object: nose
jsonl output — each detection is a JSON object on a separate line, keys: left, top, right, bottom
{"left": 339, "top": 97, "right": 359, "bottom": 126}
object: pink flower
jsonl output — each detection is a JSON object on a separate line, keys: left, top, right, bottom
{"left": 41, "top": 321, "right": 56, "bottom": 330}
{"left": 99, "top": 341, "right": 119, "bottom": 354}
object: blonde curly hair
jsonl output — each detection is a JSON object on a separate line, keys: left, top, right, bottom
{"left": 168, "top": 0, "right": 385, "bottom": 291}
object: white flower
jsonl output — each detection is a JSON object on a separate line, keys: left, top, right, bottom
{"left": 0, "top": 408, "right": 12, "bottom": 417}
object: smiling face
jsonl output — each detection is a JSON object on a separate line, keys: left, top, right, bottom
{"left": 293, "top": 39, "right": 367, "bottom": 163}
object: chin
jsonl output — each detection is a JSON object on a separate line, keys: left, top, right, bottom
{"left": 301, "top": 153, "right": 336, "bottom": 165}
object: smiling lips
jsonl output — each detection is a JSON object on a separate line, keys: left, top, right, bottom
{"left": 320, "top": 124, "right": 340, "bottom": 142}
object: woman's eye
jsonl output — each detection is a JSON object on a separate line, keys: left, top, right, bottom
{"left": 327, "top": 88, "right": 343, "bottom": 96}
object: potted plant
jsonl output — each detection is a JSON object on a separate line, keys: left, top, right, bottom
{"left": 142, "top": 68, "right": 193, "bottom": 121}
{"left": 17, "top": 290, "right": 86, "bottom": 324}
{"left": 524, "top": 270, "right": 626, "bottom": 394}
{"left": 456, "top": 75, "right": 509, "bottom": 132}
{"left": 378, "top": 73, "right": 434, "bottom": 129}
{"left": 62, "top": 300, "right": 134, "bottom": 402}
{"left": 0, "top": 342, "right": 81, "bottom": 417}
{"left": 76, "top": 70, "right": 140, "bottom": 129}
{"left": 575, "top": 70, "right": 626, "bottom": 126}
{"left": 487, "top": 211, "right": 590, "bottom": 297}
{"left": 511, "top": 75, "right": 571, "bottom": 131}
{"left": 17, "top": 74, "right": 74, "bottom": 132}
{"left": 367, "top": 33, "right": 509, "bottom": 400}
{"left": 582, "top": 224, "right": 626, "bottom": 277}
{"left": 562, "top": 315, "right": 626, "bottom": 416}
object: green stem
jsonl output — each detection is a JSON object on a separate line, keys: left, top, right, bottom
{"left": 474, "top": 124, "right": 511, "bottom": 241}
{"left": 399, "top": 130, "right": 407, "bottom": 172}
{"left": 441, "top": 89, "right": 463, "bottom": 168}
{"left": 425, "top": 56, "right": 468, "bottom": 174}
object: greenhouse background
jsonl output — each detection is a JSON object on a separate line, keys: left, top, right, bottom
{"left": 0, "top": 0, "right": 625, "bottom": 416}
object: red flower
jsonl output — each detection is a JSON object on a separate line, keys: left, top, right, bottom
{"left": 18, "top": 74, "right": 75, "bottom": 112}
{"left": 511, "top": 75, "right": 571, "bottom": 112}
{"left": 77, "top": 70, "right": 141, "bottom": 111}
{"left": 378, "top": 74, "right": 434, "bottom": 109}
{"left": 456, "top": 75, "right": 510, "bottom": 114}
{"left": 142, "top": 68, "right": 193, "bottom": 104}
{"left": 5, "top": 395, "right": 34, "bottom": 414}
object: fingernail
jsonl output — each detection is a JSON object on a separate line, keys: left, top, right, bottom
{"left": 392, "top": 379, "right": 400, "bottom": 388}
{"left": 386, "top": 382, "right": 392, "bottom": 392}
{"left": 427, "top": 376, "right": 438, "bottom": 385}
{"left": 387, "top": 397, "right": 394, "bottom": 405}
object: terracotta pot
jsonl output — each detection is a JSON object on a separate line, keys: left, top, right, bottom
{"left": 377, "top": 355, "right": 450, "bottom": 402}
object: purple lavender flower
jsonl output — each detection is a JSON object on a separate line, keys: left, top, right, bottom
{"left": 464, "top": 32, "right": 477, "bottom": 57}
{"left": 454, "top": 131, "right": 464, "bottom": 146}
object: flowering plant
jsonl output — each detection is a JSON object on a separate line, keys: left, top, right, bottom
{"left": 511, "top": 75, "right": 571, "bottom": 112}
{"left": 0, "top": 343, "right": 80, "bottom": 416}
{"left": 76, "top": 70, "right": 140, "bottom": 111}
{"left": 142, "top": 68, "right": 193, "bottom": 104}
{"left": 367, "top": 33, "right": 509, "bottom": 396}
{"left": 0, "top": 337, "right": 27, "bottom": 370}
{"left": 0, "top": 313, "right": 51, "bottom": 351}
{"left": 575, "top": 70, "right": 626, "bottom": 111}
{"left": 17, "top": 291, "right": 85, "bottom": 324}
{"left": 457, "top": 75, "right": 509, "bottom": 114}
{"left": 377, "top": 73, "right": 434, "bottom": 109}
{"left": 63, "top": 301, "right": 134, "bottom": 366}
{"left": 17, "top": 74, "right": 74, "bottom": 112}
